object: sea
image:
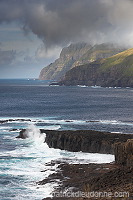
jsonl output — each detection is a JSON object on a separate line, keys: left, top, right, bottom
{"left": 0, "top": 79, "right": 133, "bottom": 200}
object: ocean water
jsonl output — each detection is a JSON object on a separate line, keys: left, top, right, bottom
{"left": 0, "top": 79, "right": 133, "bottom": 199}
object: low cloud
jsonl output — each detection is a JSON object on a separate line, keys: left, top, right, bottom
{"left": 0, "top": 49, "right": 16, "bottom": 65}
{"left": 35, "top": 45, "right": 61, "bottom": 59}
{"left": 0, "top": 0, "right": 133, "bottom": 47}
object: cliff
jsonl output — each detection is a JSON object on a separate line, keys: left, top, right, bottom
{"left": 59, "top": 48, "right": 133, "bottom": 87}
{"left": 44, "top": 130, "right": 133, "bottom": 154}
{"left": 114, "top": 139, "right": 133, "bottom": 166}
{"left": 17, "top": 129, "right": 133, "bottom": 154}
{"left": 71, "top": 43, "right": 125, "bottom": 68}
{"left": 39, "top": 43, "right": 91, "bottom": 81}
{"left": 39, "top": 43, "right": 125, "bottom": 81}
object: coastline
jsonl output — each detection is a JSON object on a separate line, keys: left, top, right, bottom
{"left": 17, "top": 129, "right": 133, "bottom": 199}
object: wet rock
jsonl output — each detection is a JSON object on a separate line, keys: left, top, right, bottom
{"left": 0, "top": 120, "right": 8, "bottom": 124}
{"left": 16, "top": 129, "right": 27, "bottom": 139}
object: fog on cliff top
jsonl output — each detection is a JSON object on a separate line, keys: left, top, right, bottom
{"left": 0, "top": 0, "right": 133, "bottom": 48}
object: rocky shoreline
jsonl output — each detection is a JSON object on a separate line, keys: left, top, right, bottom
{"left": 41, "top": 161, "right": 132, "bottom": 200}
{"left": 17, "top": 129, "right": 133, "bottom": 199}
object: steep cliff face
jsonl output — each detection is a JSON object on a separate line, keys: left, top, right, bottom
{"left": 114, "top": 139, "right": 133, "bottom": 166}
{"left": 60, "top": 48, "right": 133, "bottom": 87}
{"left": 39, "top": 43, "right": 91, "bottom": 81}
{"left": 44, "top": 130, "right": 133, "bottom": 155}
{"left": 39, "top": 43, "right": 125, "bottom": 81}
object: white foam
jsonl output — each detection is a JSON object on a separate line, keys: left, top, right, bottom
{"left": 99, "top": 120, "right": 133, "bottom": 126}
{"left": 68, "top": 152, "right": 114, "bottom": 164}
{"left": 77, "top": 85, "right": 88, "bottom": 87}
{"left": 1, "top": 117, "right": 133, "bottom": 129}
{"left": 99, "top": 120, "right": 118, "bottom": 124}
{"left": 111, "top": 131, "right": 122, "bottom": 134}
{"left": 36, "top": 119, "right": 87, "bottom": 125}
{"left": 91, "top": 85, "right": 101, "bottom": 88}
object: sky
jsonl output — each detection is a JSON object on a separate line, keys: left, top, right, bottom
{"left": 1, "top": 0, "right": 133, "bottom": 78}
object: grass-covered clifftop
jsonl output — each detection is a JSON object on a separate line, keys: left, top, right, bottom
{"left": 100, "top": 48, "right": 133, "bottom": 75}
{"left": 72, "top": 43, "right": 125, "bottom": 67}
{"left": 60, "top": 48, "right": 133, "bottom": 87}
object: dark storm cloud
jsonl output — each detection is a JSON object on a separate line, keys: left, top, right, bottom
{"left": 0, "top": 0, "right": 133, "bottom": 47}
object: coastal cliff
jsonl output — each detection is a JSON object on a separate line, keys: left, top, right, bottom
{"left": 114, "top": 139, "right": 133, "bottom": 166}
{"left": 18, "top": 129, "right": 133, "bottom": 155}
{"left": 39, "top": 43, "right": 125, "bottom": 81}
{"left": 39, "top": 43, "right": 91, "bottom": 81}
{"left": 59, "top": 48, "right": 133, "bottom": 87}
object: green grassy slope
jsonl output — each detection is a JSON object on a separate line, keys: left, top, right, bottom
{"left": 60, "top": 48, "right": 133, "bottom": 87}
{"left": 100, "top": 48, "right": 133, "bottom": 76}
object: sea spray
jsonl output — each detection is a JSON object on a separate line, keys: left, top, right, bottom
{"left": 23, "top": 124, "right": 46, "bottom": 145}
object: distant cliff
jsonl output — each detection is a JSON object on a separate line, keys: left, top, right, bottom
{"left": 39, "top": 43, "right": 91, "bottom": 80}
{"left": 39, "top": 43, "right": 125, "bottom": 81}
{"left": 60, "top": 48, "right": 133, "bottom": 87}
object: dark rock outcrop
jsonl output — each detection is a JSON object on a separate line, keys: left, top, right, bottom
{"left": 44, "top": 130, "right": 133, "bottom": 154}
{"left": 16, "top": 129, "right": 28, "bottom": 139}
{"left": 114, "top": 139, "right": 133, "bottom": 166}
